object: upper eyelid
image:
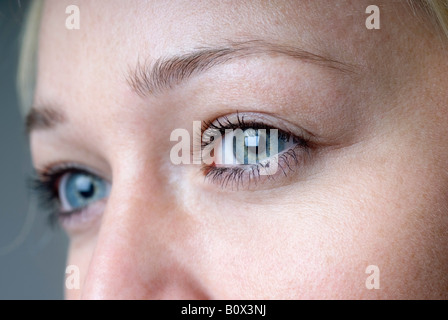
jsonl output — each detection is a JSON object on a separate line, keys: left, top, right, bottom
{"left": 36, "top": 162, "right": 111, "bottom": 184}
{"left": 201, "top": 124, "right": 299, "bottom": 149}
{"left": 201, "top": 112, "right": 315, "bottom": 144}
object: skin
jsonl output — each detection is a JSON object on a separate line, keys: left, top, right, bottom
{"left": 31, "top": 0, "right": 448, "bottom": 299}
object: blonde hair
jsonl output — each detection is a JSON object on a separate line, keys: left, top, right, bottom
{"left": 421, "top": 0, "right": 448, "bottom": 37}
{"left": 17, "top": 0, "right": 43, "bottom": 117}
{"left": 16, "top": 0, "right": 448, "bottom": 116}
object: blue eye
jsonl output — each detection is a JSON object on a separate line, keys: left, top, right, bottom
{"left": 58, "top": 172, "right": 110, "bottom": 211}
{"left": 216, "top": 128, "right": 297, "bottom": 165}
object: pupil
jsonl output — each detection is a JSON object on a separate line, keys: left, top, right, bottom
{"left": 76, "top": 176, "right": 95, "bottom": 198}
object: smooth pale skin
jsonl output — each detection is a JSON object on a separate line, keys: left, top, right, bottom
{"left": 32, "top": 0, "right": 448, "bottom": 299}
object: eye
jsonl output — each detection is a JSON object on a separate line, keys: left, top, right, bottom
{"left": 201, "top": 113, "right": 312, "bottom": 189}
{"left": 59, "top": 171, "right": 110, "bottom": 212}
{"left": 215, "top": 128, "right": 298, "bottom": 166}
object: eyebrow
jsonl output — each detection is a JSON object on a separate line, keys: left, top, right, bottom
{"left": 26, "top": 107, "right": 65, "bottom": 134}
{"left": 127, "top": 40, "right": 357, "bottom": 97}
{"left": 27, "top": 40, "right": 356, "bottom": 133}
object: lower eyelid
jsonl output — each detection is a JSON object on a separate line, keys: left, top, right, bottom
{"left": 202, "top": 144, "right": 309, "bottom": 190}
{"left": 56, "top": 199, "right": 106, "bottom": 234}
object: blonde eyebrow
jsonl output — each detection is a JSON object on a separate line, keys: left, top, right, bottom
{"left": 127, "top": 40, "right": 357, "bottom": 97}
{"left": 25, "top": 107, "right": 65, "bottom": 134}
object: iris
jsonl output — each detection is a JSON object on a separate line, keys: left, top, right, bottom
{"left": 231, "top": 129, "right": 294, "bottom": 165}
{"left": 59, "top": 172, "right": 110, "bottom": 211}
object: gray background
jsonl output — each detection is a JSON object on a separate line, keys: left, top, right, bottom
{"left": 0, "top": 0, "right": 67, "bottom": 299}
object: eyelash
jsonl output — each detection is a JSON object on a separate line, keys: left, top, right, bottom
{"left": 200, "top": 113, "right": 311, "bottom": 189}
{"left": 30, "top": 165, "right": 92, "bottom": 227}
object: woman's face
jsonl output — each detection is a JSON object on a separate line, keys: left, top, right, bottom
{"left": 31, "top": 0, "right": 448, "bottom": 299}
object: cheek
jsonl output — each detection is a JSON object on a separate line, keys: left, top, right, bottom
{"left": 185, "top": 141, "right": 448, "bottom": 299}
{"left": 297, "top": 148, "right": 448, "bottom": 299}
{"left": 62, "top": 136, "right": 448, "bottom": 299}
{"left": 64, "top": 239, "right": 96, "bottom": 300}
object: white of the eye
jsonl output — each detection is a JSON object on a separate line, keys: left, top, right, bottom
{"left": 210, "top": 131, "right": 234, "bottom": 165}
{"left": 58, "top": 173, "right": 72, "bottom": 211}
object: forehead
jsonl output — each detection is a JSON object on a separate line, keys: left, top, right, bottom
{"left": 38, "top": 0, "right": 396, "bottom": 68}
{"left": 35, "top": 0, "right": 416, "bottom": 110}
{"left": 40, "top": 0, "right": 361, "bottom": 48}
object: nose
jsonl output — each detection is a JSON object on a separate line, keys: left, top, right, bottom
{"left": 79, "top": 174, "right": 211, "bottom": 299}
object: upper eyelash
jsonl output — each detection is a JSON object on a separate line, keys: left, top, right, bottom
{"left": 202, "top": 113, "right": 285, "bottom": 136}
{"left": 201, "top": 113, "right": 304, "bottom": 149}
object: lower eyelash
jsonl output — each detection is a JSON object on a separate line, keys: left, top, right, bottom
{"left": 202, "top": 145, "right": 307, "bottom": 190}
